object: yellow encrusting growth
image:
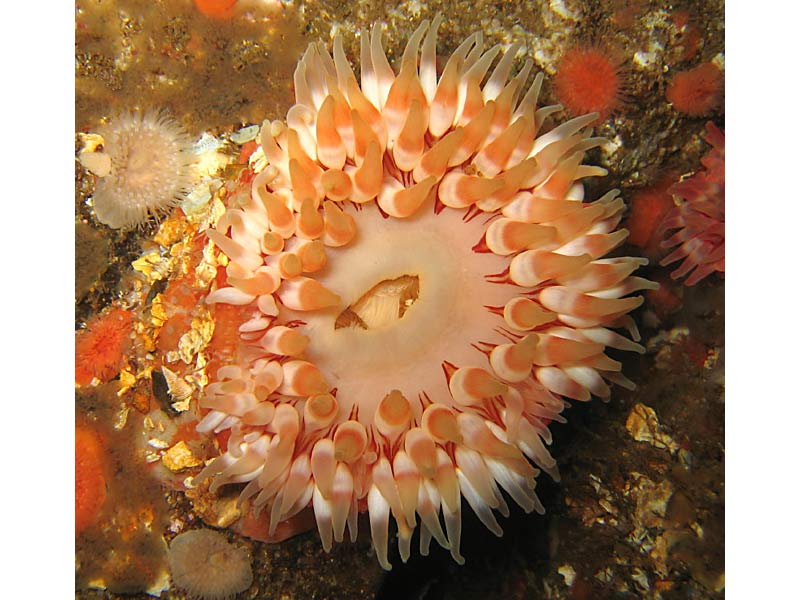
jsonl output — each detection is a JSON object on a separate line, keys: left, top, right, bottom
{"left": 195, "top": 15, "right": 654, "bottom": 570}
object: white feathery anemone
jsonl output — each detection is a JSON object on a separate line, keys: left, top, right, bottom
{"left": 89, "top": 109, "right": 197, "bottom": 229}
{"left": 195, "top": 17, "right": 656, "bottom": 569}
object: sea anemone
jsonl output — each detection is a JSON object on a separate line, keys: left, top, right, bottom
{"left": 665, "top": 62, "right": 724, "bottom": 116}
{"left": 660, "top": 122, "right": 725, "bottom": 285}
{"left": 75, "top": 308, "right": 134, "bottom": 386}
{"left": 87, "top": 109, "right": 197, "bottom": 229}
{"left": 168, "top": 529, "right": 253, "bottom": 600}
{"left": 552, "top": 46, "right": 626, "bottom": 122}
{"left": 195, "top": 17, "right": 654, "bottom": 569}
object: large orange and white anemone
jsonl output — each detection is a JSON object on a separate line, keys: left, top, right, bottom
{"left": 195, "top": 17, "right": 655, "bottom": 569}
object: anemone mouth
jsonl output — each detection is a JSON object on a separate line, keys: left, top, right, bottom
{"left": 334, "top": 274, "right": 420, "bottom": 331}
{"left": 292, "top": 199, "right": 518, "bottom": 426}
{"left": 194, "top": 15, "right": 654, "bottom": 570}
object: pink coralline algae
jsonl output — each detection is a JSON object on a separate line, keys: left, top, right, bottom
{"left": 660, "top": 122, "right": 725, "bottom": 285}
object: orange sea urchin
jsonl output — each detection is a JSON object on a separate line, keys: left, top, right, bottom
{"left": 195, "top": 17, "right": 655, "bottom": 569}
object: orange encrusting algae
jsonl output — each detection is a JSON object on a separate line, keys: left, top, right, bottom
{"left": 154, "top": 235, "right": 208, "bottom": 357}
{"left": 75, "top": 308, "right": 134, "bottom": 386}
{"left": 553, "top": 46, "right": 624, "bottom": 122}
{"left": 76, "top": 425, "right": 107, "bottom": 534}
{"left": 203, "top": 267, "right": 262, "bottom": 378}
{"left": 157, "top": 312, "right": 195, "bottom": 355}
{"left": 156, "top": 274, "right": 206, "bottom": 355}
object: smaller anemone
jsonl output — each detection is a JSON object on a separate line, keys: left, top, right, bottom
{"left": 666, "top": 62, "right": 723, "bottom": 117}
{"left": 553, "top": 45, "right": 627, "bottom": 122}
{"left": 168, "top": 529, "right": 253, "bottom": 600}
{"left": 84, "top": 109, "right": 197, "bottom": 229}
{"left": 660, "top": 122, "right": 725, "bottom": 285}
{"left": 75, "top": 307, "right": 134, "bottom": 385}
